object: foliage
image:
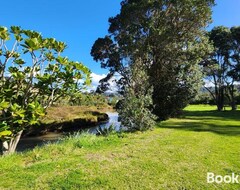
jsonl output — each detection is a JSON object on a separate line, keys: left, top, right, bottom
{"left": 117, "top": 60, "right": 157, "bottom": 131}
{"left": 91, "top": 0, "right": 215, "bottom": 120}
{"left": 191, "top": 90, "right": 215, "bottom": 105}
{"left": 202, "top": 26, "right": 240, "bottom": 110}
{"left": 68, "top": 93, "right": 109, "bottom": 107}
{"left": 106, "top": 94, "right": 119, "bottom": 108}
{"left": 96, "top": 124, "right": 117, "bottom": 136}
{"left": 0, "top": 26, "right": 91, "bottom": 154}
{"left": 118, "top": 88, "right": 156, "bottom": 131}
{"left": 55, "top": 91, "right": 119, "bottom": 108}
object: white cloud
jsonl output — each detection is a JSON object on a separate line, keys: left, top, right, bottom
{"left": 203, "top": 79, "right": 240, "bottom": 88}
{"left": 87, "top": 72, "right": 119, "bottom": 93}
{"left": 90, "top": 73, "right": 106, "bottom": 89}
{"left": 203, "top": 79, "right": 214, "bottom": 88}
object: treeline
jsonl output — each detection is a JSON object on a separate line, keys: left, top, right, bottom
{"left": 56, "top": 92, "right": 119, "bottom": 108}
{"left": 201, "top": 26, "right": 240, "bottom": 111}
{"left": 191, "top": 86, "right": 240, "bottom": 106}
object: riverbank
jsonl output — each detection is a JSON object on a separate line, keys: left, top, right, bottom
{"left": 0, "top": 105, "right": 239, "bottom": 189}
{"left": 17, "top": 111, "right": 120, "bottom": 152}
{"left": 24, "top": 106, "right": 112, "bottom": 136}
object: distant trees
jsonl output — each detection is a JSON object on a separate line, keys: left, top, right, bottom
{"left": 202, "top": 26, "right": 240, "bottom": 110}
{"left": 67, "top": 92, "right": 115, "bottom": 107}
{"left": 91, "top": 0, "right": 215, "bottom": 125}
{"left": 0, "top": 26, "right": 91, "bottom": 155}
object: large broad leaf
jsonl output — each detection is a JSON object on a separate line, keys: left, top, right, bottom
{"left": 0, "top": 26, "right": 10, "bottom": 40}
{"left": 14, "top": 59, "right": 25, "bottom": 65}
{"left": 10, "top": 26, "right": 21, "bottom": 35}
{"left": 0, "top": 100, "right": 10, "bottom": 110}
{"left": 12, "top": 109, "right": 26, "bottom": 118}
{"left": 0, "top": 130, "right": 12, "bottom": 137}
{"left": 56, "top": 56, "right": 69, "bottom": 65}
{"left": 23, "top": 38, "right": 41, "bottom": 51}
{"left": 54, "top": 41, "right": 67, "bottom": 53}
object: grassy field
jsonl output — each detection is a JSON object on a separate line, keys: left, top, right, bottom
{"left": 0, "top": 105, "right": 239, "bottom": 189}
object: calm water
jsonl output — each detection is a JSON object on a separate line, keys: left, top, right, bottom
{"left": 87, "top": 112, "right": 121, "bottom": 134}
{"left": 17, "top": 112, "right": 120, "bottom": 152}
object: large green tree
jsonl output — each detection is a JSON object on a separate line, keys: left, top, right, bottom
{"left": 91, "top": 0, "right": 214, "bottom": 120}
{"left": 228, "top": 26, "right": 240, "bottom": 109}
{"left": 203, "top": 26, "right": 240, "bottom": 111}
{"left": 0, "top": 26, "right": 91, "bottom": 155}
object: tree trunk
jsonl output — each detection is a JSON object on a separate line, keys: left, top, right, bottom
{"left": 230, "top": 86, "right": 237, "bottom": 111}
{"left": 217, "top": 104, "right": 223, "bottom": 111}
{"left": 216, "top": 87, "right": 224, "bottom": 111}
{"left": 231, "top": 101, "right": 237, "bottom": 111}
{"left": 1, "top": 130, "right": 23, "bottom": 155}
{"left": 225, "top": 84, "right": 237, "bottom": 111}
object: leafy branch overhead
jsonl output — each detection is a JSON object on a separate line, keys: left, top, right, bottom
{"left": 0, "top": 26, "right": 91, "bottom": 155}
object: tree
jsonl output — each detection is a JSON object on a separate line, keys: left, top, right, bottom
{"left": 117, "top": 57, "right": 156, "bottom": 131}
{"left": 228, "top": 26, "right": 240, "bottom": 109}
{"left": 0, "top": 26, "right": 91, "bottom": 155}
{"left": 91, "top": 0, "right": 214, "bottom": 120}
{"left": 202, "top": 26, "right": 240, "bottom": 111}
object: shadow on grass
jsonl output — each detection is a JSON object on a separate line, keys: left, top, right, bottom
{"left": 158, "top": 110, "right": 240, "bottom": 136}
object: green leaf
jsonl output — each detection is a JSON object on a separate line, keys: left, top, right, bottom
{"left": 14, "top": 59, "right": 25, "bottom": 65}
{"left": 29, "top": 119, "right": 39, "bottom": 125}
{"left": 10, "top": 26, "right": 21, "bottom": 35}
{"left": 23, "top": 38, "right": 41, "bottom": 51}
{"left": 12, "top": 109, "right": 26, "bottom": 118}
{"left": 0, "top": 130, "right": 12, "bottom": 137}
{"left": 0, "top": 26, "right": 10, "bottom": 40}
{"left": 10, "top": 103, "right": 21, "bottom": 112}
{"left": 54, "top": 41, "right": 67, "bottom": 53}
{"left": 0, "top": 100, "right": 10, "bottom": 109}
{"left": 85, "top": 77, "right": 92, "bottom": 86}
{"left": 15, "top": 34, "right": 23, "bottom": 42}
{"left": 13, "top": 119, "right": 27, "bottom": 125}
{"left": 56, "top": 56, "right": 69, "bottom": 65}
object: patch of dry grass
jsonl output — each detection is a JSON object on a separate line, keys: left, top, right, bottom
{"left": 42, "top": 106, "right": 113, "bottom": 124}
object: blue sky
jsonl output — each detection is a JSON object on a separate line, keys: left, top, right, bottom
{"left": 1, "top": 0, "right": 240, "bottom": 87}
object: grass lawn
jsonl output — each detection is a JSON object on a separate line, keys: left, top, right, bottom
{"left": 0, "top": 105, "right": 239, "bottom": 189}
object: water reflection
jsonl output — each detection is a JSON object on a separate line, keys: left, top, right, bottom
{"left": 87, "top": 112, "right": 121, "bottom": 134}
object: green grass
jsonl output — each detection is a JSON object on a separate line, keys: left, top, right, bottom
{"left": 0, "top": 105, "right": 239, "bottom": 189}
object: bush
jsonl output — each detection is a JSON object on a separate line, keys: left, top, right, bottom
{"left": 118, "top": 88, "right": 156, "bottom": 131}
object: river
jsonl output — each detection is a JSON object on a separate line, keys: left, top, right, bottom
{"left": 16, "top": 112, "right": 120, "bottom": 152}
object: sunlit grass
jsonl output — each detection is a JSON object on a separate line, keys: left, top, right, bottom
{"left": 0, "top": 105, "right": 239, "bottom": 189}
{"left": 42, "top": 106, "right": 111, "bottom": 124}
